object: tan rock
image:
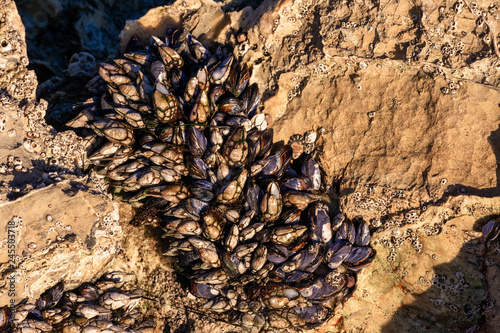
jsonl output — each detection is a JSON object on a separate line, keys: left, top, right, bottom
{"left": 2, "top": 0, "right": 500, "bottom": 331}
{"left": 120, "top": 0, "right": 229, "bottom": 51}
{"left": 0, "top": 0, "right": 122, "bottom": 309}
{"left": 0, "top": 180, "right": 121, "bottom": 306}
{"left": 115, "top": 1, "right": 500, "bottom": 331}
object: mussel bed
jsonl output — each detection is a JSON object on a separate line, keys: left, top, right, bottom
{"left": 1, "top": 272, "right": 155, "bottom": 332}
{"left": 63, "top": 29, "right": 376, "bottom": 331}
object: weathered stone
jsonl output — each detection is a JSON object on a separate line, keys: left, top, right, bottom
{"left": 117, "top": 1, "right": 500, "bottom": 331}
{"left": 3, "top": 0, "right": 500, "bottom": 331}
{"left": 0, "top": 0, "right": 121, "bottom": 310}
{"left": 0, "top": 180, "right": 121, "bottom": 306}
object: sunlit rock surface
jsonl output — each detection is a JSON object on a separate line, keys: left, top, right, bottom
{"left": 2, "top": 0, "right": 500, "bottom": 331}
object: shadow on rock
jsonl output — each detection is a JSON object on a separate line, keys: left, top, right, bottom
{"left": 381, "top": 124, "right": 500, "bottom": 331}
{"left": 381, "top": 213, "right": 499, "bottom": 332}
{"left": 488, "top": 124, "right": 500, "bottom": 191}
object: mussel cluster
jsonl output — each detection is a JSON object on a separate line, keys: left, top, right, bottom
{"left": 0, "top": 272, "right": 155, "bottom": 333}
{"left": 64, "top": 29, "right": 376, "bottom": 331}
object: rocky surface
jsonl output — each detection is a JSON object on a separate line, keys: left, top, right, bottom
{"left": 2, "top": 0, "right": 500, "bottom": 332}
{"left": 0, "top": 0, "right": 122, "bottom": 310}
{"left": 16, "top": 0, "right": 175, "bottom": 83}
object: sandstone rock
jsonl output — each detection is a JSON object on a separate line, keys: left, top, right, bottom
{"left": 120, "top": 0, "right": 230, "bottom": 51}
{"left": 0, "top": 0, "right": 121, "bottom": 309}
{"left": 0, "top": 0, "right": 33, "bottom": 100}
{"left": 0, "top": 180, "right": 121, "bottom": 305}
{"left": 117, "top": 1, "right": 500, "bottom": 331}
{"left": 3, "top": 0, "right": 500, "bottom": 332}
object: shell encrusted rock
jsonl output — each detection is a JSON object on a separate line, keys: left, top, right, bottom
{"left": 62, "top": 29, "right": 376, "bottom": 331}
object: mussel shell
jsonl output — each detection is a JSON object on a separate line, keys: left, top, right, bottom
{"left": 209, "top": 85, "right": 226, "bottom": 106}
{"left": 244, "top": 179, "right": 261, "bottom": 212}
{"left": 292, "top": 305, "right": 331, "bottom": 329}
{"left": 37, "top": 282, "right": 64, "bottom": 310}
{"left": 241, "top": 83, "right": 261, "bottom": 117}
{"left": 190, "top": 282, "right": 220, "bottom": 299}
{"left": 284, "top": 270, "right": 311, "bottom": 283}
{"left": 279, "top": 208, "right": 302, "bottom": 226}
{"left": 232, "top": 63, "right": 250, "bottom": 97}
{"left": 482, "top": 219, "right": 500, "bottom": 242}
{"left": 308, "top": 202, "right": 333, "bottom": 244}
{"left": 326, "top": 240, "right": 352, "bottom": 269}
{"left": 189, "top": 180, "right": 215, "bottom": 202}
{"left": 185, "top": 198, "right": 209, "bottom": 218}
{"left": 177, "top": 250, "right": 201, "bottom": 269}
{"left": 281, "top": 177, "right": 311, "bottom": 192}
{"left": 299, "top": 271, "right": 346, "bottom": 301}
{"left": 257, "top": 128, "right": 274, "bottom": 159}
{"left": 301, "top": 157, "right": 321, "bottom": 191}
{"left": 355, "top": 221, "right": 371, "bottom": 246}
{"left": 78, "top": 283, "right": 99, "bottom": 301}
{"left": 186, "top": 155, "right": 208, "bottom": 179}
{"left": 267, "top": 244, "right": 290, "bottom": 264}
{"left": 150, "top": 60, "right": 167, "bottom": 82}
{"left": 258, "top": 145, "right": 292, "bottom": 180}
{"left": 219, "top": 97, "right": 243, "bottom": 115}
{"left": 335, "top": 220, "right": 356, "bottom": 244}
{"left": 343, "top": 246, "right": 376, "bottom": 271}
{"left": 188, "top": 126, "right": 207, "bottom": 157}
{"left": 171, "top": 68, "right": 188, "bottom": 92}
{"left": 221, "top": 252, "right": 247, "bottom": 277}
{"left": 295, "top": 243, "right": 324, "bottom": 272}
{"left": 225, "top": 116, "right": 252, "bottom": 131}
{"left": 210, "top": 55, "right": 233, "bottom": 84}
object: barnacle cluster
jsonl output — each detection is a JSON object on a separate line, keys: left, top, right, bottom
{"left": 0, "top": 272, "right": 155, "bottom": 332}
{"left": 59, "top": 29, "right": 375, "bottom": 331}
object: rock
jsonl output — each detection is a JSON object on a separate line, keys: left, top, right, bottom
{"left": 0, "top": 180, "right": 121, "bottom": 305}
{"left": 0, "top": 0, "right": 34, "bottom": 100}
{"left": 120, "top": 0, "right": 230, "bottom": 50}
{"left": 329, "top": 195, "right": 500, "bottom": 333}
{"left": 0, "top": 0, "right": 121, "bottom": 309}
{"left": 116, "top": 1, "right": 500, "bottom": 331}
{"left": 3, "top": 0, "right": 500, "bottom": 332}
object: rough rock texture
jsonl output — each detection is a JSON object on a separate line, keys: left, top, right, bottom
{"left": 0, "top": 182, "right": 121, "bottom": 305}
{"left": 3, "top": 0, "right": 500, "bottom": 332}
{"left": 0, "top": 0, "right": 122, "bottom": 308}
{"left": 120, "top": 0, "right": 500, "bottom": 331}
